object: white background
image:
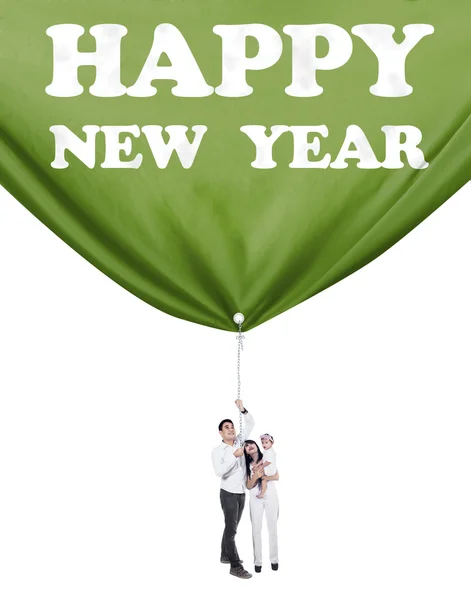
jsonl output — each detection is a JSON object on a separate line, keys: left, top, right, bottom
{"left": 0, "top": 183, "right": 470, "bottom": 600}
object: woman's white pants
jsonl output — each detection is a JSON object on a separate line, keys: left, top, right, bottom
{"left": 249, "top": 486, "right": 279, "bottom": 566}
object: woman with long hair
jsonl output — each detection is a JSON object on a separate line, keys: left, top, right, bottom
{"left": 244, "top": 439, "right": 280, "bottom": 573}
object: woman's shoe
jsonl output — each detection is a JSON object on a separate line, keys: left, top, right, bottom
{"left": 255, "top": 565, "right": 262, "bottom": 573}
{"left": 271, "top": 563, "right": 279, "bottom": 571}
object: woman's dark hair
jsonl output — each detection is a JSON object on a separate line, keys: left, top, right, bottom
{"left": 244, "top": 440, "right": 264, "bottom": 489}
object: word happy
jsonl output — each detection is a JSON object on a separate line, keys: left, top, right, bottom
{"left": 47, "top": 23, "right": 435, "bottom": 170}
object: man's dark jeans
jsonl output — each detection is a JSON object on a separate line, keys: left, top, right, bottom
{"left": 220, "top": 489, "right": 245, "bottom": 568}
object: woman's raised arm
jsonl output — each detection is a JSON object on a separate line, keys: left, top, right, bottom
{"left": 247, "top": 466, "right": 264, "bottom": 489}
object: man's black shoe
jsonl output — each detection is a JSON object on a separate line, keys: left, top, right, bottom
{"left": 255, "top": 565, "right": 262, "bottom": 573}
{"left": 221, "top": 556, "right": 243, "bottom": 564}
{"left": 271, "top": 563, "right": 279, "bottom": 571}
{"left": 230, "top": 565, "right": 252, "bottom": 579}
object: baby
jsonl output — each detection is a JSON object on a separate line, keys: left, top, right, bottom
{"left": 257, "top": 433, "right": 277, "bottom": 499}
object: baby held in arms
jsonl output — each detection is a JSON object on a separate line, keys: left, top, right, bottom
{"left": 257, "top": 433, "right": 277, "bottom": 499}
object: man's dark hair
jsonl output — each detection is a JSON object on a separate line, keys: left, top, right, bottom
{"left": 218, "top": 419, "right": 234, "bottom": 431}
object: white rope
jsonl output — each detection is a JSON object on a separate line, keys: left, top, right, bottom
{"left": 233, "top": 313, "right": 245, "bottom": 446}
{"left": 237, "top": 322, "right": 244, "bottom": 444}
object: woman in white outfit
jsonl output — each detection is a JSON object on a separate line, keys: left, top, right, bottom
{"left": 244, "top": 440, "right": 280, "bottom": 573}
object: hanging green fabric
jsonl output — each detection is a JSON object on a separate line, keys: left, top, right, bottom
{"left": 0, "top": 0, "right": 470, "bottom": 330}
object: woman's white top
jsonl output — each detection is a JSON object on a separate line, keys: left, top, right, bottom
{"left": 248, "top": 451, "right": 277, "bottom": 499}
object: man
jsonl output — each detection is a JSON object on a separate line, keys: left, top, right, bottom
{"left": 211, "top": 399, "right": 254, "bottom": 579}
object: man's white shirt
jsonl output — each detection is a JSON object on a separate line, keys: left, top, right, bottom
{"left": 211, "top": 412, "right": 254, "bottom": 493}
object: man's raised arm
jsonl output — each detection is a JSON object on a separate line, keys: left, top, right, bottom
{"left": 235, "top": 399, "right": 254, "bottom": 442}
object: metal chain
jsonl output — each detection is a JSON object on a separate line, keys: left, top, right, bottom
{"left": 237, "top": 322, "right": 244, "bottom": 445}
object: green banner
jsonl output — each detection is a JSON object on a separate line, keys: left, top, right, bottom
{"left": 0, "top": 0, "right": 470, "bottom": 330}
